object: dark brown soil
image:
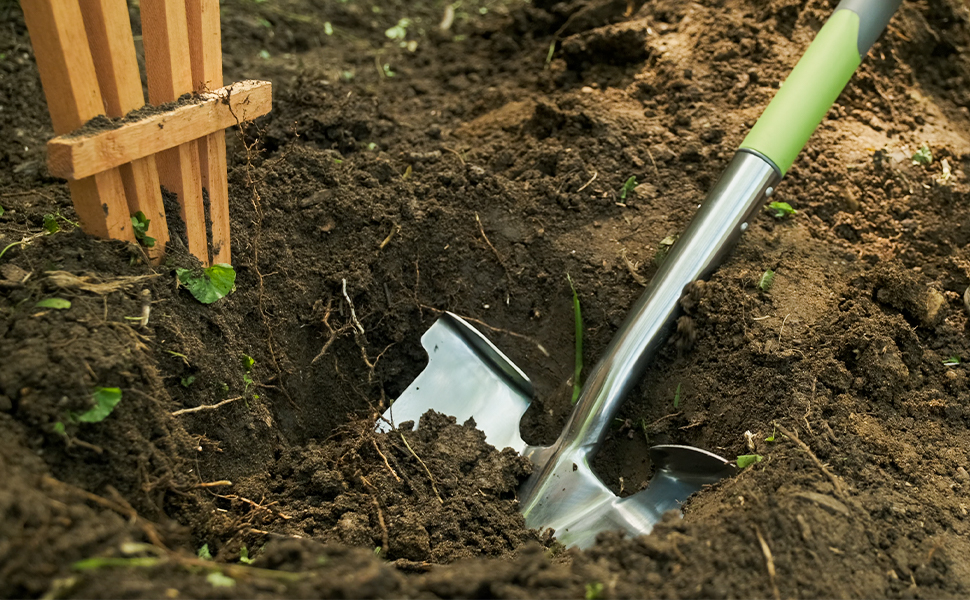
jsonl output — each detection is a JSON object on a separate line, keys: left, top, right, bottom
{"left": 3, "top": 0, "right": 970, "bottom": 597}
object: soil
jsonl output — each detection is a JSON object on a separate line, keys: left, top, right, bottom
{"left": 2, "top": 0, "right": 970, "bottom": 597}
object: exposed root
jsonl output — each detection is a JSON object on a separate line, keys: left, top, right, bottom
{"left": 755, "top": 525, "right": 781, "bottom": 600}
{"left": 213, "top": 493, "right": 292, "bottom": 521}
{"left": 373, "top": 439, "right": 401, "bottom": 483}
{"left": 399, "top": 432, "right": 443, "bottom": 504}
{"left": 620, "top": 248, "right": 647, "bottom": 286}
{"left": 172, "top": 396, "right": 244, "bottom": 416}
{"left": 45, "top": 270, "right": 158, "bottom": 294}
{"left": 775, "top": 422, "right": 848, "bottom": 502}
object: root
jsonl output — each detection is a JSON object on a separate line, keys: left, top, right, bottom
{"left": 372, "top": 439, "right": 401, "bottom": 483}
{"left": 620, "top": 248, "right": 647, "bottom": 287}
{"left": 360, "top": 475, "right": 390, "bottom": 551}
{"left": 172, "top": 396, "right": 244, "bottom": 416}
{"left": 399, "top": 433, "right": 443, "bottom": 504}
{"left": 213, "top": 493, "right": 292, "bottom": 521}
{"left": 774, "top": 422, "right": 848, "bottom": 502}
{"left": 312, "top": 299, "right": 352, "bottom": 364}
{"left": 755, "top": 525, "right": 781, "bottom": 600}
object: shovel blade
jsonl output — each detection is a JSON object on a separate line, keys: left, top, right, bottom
{"left": 378, "top": 313, "right": 533, "bottom": 453}
{"left": 521, "top": 444, "right": 735, "bottom": 549}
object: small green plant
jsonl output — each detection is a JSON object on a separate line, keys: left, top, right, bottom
{"left": 176, "top": 263, "right": 236, "bottom": 304}
{"left": 673, "top": 383, "right": 682, "bottom": 409}
{"left": 585, "top": 582, "right": 604, "bottom": 600}
{"left": 620, "top": 176, "right": 638, "bottom": 200}
{"left": 0, "top": 204, "right": 5, "bottom": 216}
{"left": 206, "top": 572, "right": 235, "bottom": 588}
{"left": 765, "top": 425, "right": 778, "bottom": 442}
{"left": 55, "top": 387, "right": 123, "bottom": 433}
{"left": 239, "top": 546, "right": 255, "bottom": 565}
{"left": 385, "top": 18, "right": 411, "bottom": 41}
{"left": 567, "top": 274, "right": 584, "bottom": 404}
{"left": 545, "top": 41, "right": 556, "bottom": 65}
{"left": 654, "top": 234, "right": 678, "bottom": 266}
{"left": 766, "top": 201, "right": 796, "bottom": 219}
{"left": 180, "top": 375, "right": 196, "bottom": 388}
{"left": 242, "top": 354, "right": 255, "bottom": 392}
{"left": 324, "top": 22, "right": 334, "bottom": 36}
{"left": 382, "top": 63, "right": 396, "bottom": 77}
{"left": 43, "top": 213, "right": 60, "bottom": 234}
{"left": 197, "top": 544, "right": 212, "bottom": 560}
{"left": 36, "top": 297, "right": 71, "bottom": 310}
{"left": 258, "top": 49, "right": 270, "bottom": 60}
{"left": 374, "top": 546, "right": 382, "bottom": 556}
{"left": 131, "top": 212, "right": 156, "bottom": 248}
{"left": 737, "top": 454, "right": 763, "bottom": 469}
{"left": 758, "top": 269, "right": 775, "bottom": 292}
{"left": 912, "top": 143, "right": 932, "bottom": 166}
{"left": 74, "top": 556, "right": 161, "bottom": 570}
{"left": 943, "top": 355, "right": 961, "bottom": 366}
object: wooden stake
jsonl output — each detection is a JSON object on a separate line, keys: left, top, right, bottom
{"left": 79, "top": 0, "right": 169, "bottom": 259}
{"left": 20, "top": 0, "right": 135, "bottom": 243}
{"left": 187, "top": 0, "right": 231, "bottom": 265}
{"left": 141, "top": 0, "right": 209, "bottom": 265}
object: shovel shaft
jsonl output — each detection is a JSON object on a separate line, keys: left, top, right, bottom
{"left": 553, "top": 151, "right": 781, "bottom": 455}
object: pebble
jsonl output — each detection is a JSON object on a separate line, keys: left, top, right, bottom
{"left": 956, "top": 467, "right": 969, "bottom": 482}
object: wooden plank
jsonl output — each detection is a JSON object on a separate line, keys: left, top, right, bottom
{"left": 20, "top": 0, "right": 135, "bottom": 243}
{"left": 187, "top": 0, "right": 231, "bottom": 264}
{"left": 80, "top": 0, "right": 169, "bottom": 259}
{"left": 46, "top": 80, "right": 272, "bottom": 180}
{"left": 141, "top": 0, "right": 209, "bottom": 264}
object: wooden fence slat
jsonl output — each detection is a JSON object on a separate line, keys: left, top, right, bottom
{"left": 79, "top": 0, "right": 169, "bottom": 259}
{"left": 141, "top": 0, "right": 210, "bottom": 265}
{"left": 46, "top": 81, "right": 272, "bottom": 180}
{"left": 187, "top": 0, "right": 231, "bottom": 265}
{"left": 20, "top": 0, "right": 135, "bottom": 243}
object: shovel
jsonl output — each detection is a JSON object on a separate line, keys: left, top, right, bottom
{"left": 378, "top": 0, "right": 901, "bottom": 548}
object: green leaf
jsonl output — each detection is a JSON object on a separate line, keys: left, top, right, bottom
{"left": 36, "top": 297, "right": 71, "bottom": 310}
{"left": 52, "top": 421, "right": 66, "bottom": 436}
{"left": 758, "top": 269, "right": 775, "bottom": 292}
{"left": 131, "top": 212, "right": 156, "bottom": 248}
{"left": 737, "top": 454, "right": 763, "bottom": 469}
{"left": 239, "top": 546, "right": 255, "bottom": 564}
{"left": 74, "top": 557, "right": 160, "bottom": 570}
{"left": 176, "top": 264, "right": 236, "bottom": 304}
{"left": 673, "top": 383, "right": 682, "bottom": 409}
{"left": 181, "top": 375, "right": 196, "bottom": 388}
{"left": 567, "top": 274, "right": 583, "bottom": 404}
{"left": 43, "top": 213, "right": 60, "bottom": 234}
{"left": 766, "top": 201, "right": 796, "bottom": 219}
{"left": 76, "top": 388, "right": 122, "bottom": 423}
{"left": 206, "top": 572, "right": 235, "bottom": 588}
{"left": 912, "top": 143, "right": 933, "bottom": 166}
{"left": 943, "top": 355, "right": 961, "bottom": 366}
{"left": 0, "top": 205, "right": 5, "bottom": 216}
{"left": 242, "top": 355, "right": 255, "bottom": 372}
{"left": 765, "top": 426, "right": 778, "bottom": 442}
{"left": 198, "top": 544, "right": 212, "bottom": 560}
{"left": 585, "top": 582, "right": 604, "bottom": 600}
{"left": 620, "top": 176, "right": 638, "bottom": 200}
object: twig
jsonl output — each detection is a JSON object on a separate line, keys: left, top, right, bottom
{"left": 187, "top": 480, "right": 233, "bottom": 489}
{"left": 577, "top": 171, "right": 598, "bottom": 192}
{"left": 645, "top": 148, "right": 660, "bottom": 177}
{"left": 400, "top": 433, "right": 443, "bottom": 504}
{"left": 774, "top": 422, "right": 848, "bottom": 501}
{"left": 475, "top": 213, "right": 511, "bottom": 280}
{"left": 777, "top": 313, "right": 790, "bottom": 344}
{"left": 755, "top": 525, "right": 781, "bottom": 600}
{"left": 379, "top": 223, "right": 399, "bottom": 250}
{"left": 372, "top": 439, "right": 401, "bottom": 482}
{"left": 172, "top": 396, "right": 244, "bottom": 416}
{"left": 620, "top": 248, "right": 647, "bottom": 286}
{"left": 138, "top": 289, "right": 152, "bottom": 328}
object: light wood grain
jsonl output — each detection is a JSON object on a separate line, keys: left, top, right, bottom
{"left": 21, "top": 0, "right": 135, "bottom": 243}
{"left": 80, "top": 0, "right": 168, "bottom": 258}
{"left": 142, "top": 0, "right": 209, "bottom": 264}
{"left": 187, "top": 0, "right": 231, "bottom": 264}
{"left": 47, "top": 80, "right": 272, "bottom": 180}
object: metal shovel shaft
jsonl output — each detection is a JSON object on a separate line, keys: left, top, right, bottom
{"left": 519, "top": 150, "right": 780, "bottom": 533}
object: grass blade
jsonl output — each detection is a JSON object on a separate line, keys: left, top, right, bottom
{"left": 567, "top": 274, "right": 583, "bottom": 404}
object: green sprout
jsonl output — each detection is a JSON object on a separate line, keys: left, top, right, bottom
{"left": 43, "top": 213, "right": 60, "bottom": 234}
{"left": 766, "top": 201, "right": 796, "bottom": 219}
{"left": 912, "top": 143, "right": 932, "bottom": 166}
{"left": 324, "top": 22, "right": 334, "bottom": 35}
{"left": 654, "top": 234, "right": 678, "bottom": 266}
{"left": 737, "top": 454, "right": 763, "bottom": 469}
{"left": 374, "top": 546, "right": 382, "bottom": 556}
{"left": 585, "top": 582, "right": 604, "bottom": 600}
{"left": 620, "top": 176, "right": 638, "bottom": 200}
{"left": 131, "top": 212, "right": 156, "bottom": 248}
{"left": 0, "top": 204, "right": 5, "bottom": 216}
{"left": 180, "top": 375, "right": 196, "bottom": 388}
{"left": 943, "top": 356, "right": 961, "bottom": 366}
{"left": 382, "top": 64, "right": 396, "bottom": 77}
{"left": 36, "top": 298, "right": 71, "bottom": 310}
{"left": 176, "top": 264, "right": 236, "bottom": 304}
{"left": 673, "top": 383, "right": 682, "bottom": 409}
{"left": 242, "top": 354, "right": 255, "bottom": 392}
{"left": 567, "top": 274, "right": 584, "bottom": 404}
{"left": 206, "top": 572, "right": 235, "bottom": 588}
{"left": 545, "top": 41, "right": 556, "bottom": 65}
{"left": 197, "top": 544, "right": 212, "bottom": 560}
{"left": 765, "top": 425, "right": 778, "bottom": 442}
{"left": 758, "top": 269, "right": 775, "bottom": 292}
{"left": 385, "top": 18, "right": 411, "bottom": 41}
{"left": 239, "top": 546, "right": 255, "bottom": 564}
{"left": 74, "top": 557, "right": 161, "bottom": 570}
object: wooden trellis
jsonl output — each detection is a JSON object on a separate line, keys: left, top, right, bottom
{"left": 21, "top": 0, "right": 272, "bottom": 266}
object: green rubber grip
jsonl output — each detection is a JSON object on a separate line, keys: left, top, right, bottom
{"left": 740, "top": 10, "right": 862, "bottom": 175}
